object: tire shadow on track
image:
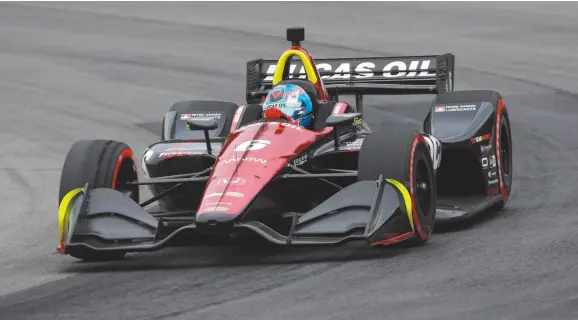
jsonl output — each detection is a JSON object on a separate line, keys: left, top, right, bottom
{"left": 56, "top": 240, "right": 422, "bottom": 274}
{"left": 433, "top": 207, "right": 507, "bottom": 233}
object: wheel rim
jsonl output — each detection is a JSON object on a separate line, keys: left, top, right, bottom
{"left": 114, "top": 159, "right": 138, "bottom": 202}
{"left": 415, "top": 159, "right": 433, "bottom": 218}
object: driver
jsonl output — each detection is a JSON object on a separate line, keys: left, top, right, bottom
{"left": 262, "top": 84, "right": 314, "bottom": 128}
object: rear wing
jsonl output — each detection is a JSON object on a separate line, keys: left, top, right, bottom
{"left": 246, "top": 54, "right": 455, "bottom": 104}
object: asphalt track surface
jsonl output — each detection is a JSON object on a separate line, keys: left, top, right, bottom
{"left": 1, "top": 2, "right": 578, "bottom": 320}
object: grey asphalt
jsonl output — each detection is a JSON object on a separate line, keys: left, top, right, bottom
{"left": 0, "top": 2, "right": 577, "bottom": 320}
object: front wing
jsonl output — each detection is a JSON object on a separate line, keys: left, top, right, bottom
{"left": 57, "top": 178, "right": 418, "bottom": 256}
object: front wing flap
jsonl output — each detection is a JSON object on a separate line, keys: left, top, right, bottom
{"left": 240, "top": 178, "right": 416, "bottom": 246}
{"left": 58, "top": 185, "right": 165, "bottom": 254}
{"left": 57, "top": 178, "right": 417, "bottom": 256}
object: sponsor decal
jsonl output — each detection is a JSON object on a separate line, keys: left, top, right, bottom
{"left": 434, "top": 106, "right": 446, "bottom": 112}
{"left": 203, "top": 206, "right": 230, "bottom": 212}
{"left": 488, "top": 171, "right": 497, "bottom": 178}
{"left": 263, "top": 60, "right": 435, "bottom": 81}
{"left": 471, "top": 134, "right": 491, "bottom": 144}
{"left": 204, "top": 192, "right": 244, "bottom": 199}
{"left": 181, "top": 113, "right": 222, "bottom": 120}
{"left": 343, "top": 140, "right": 362, "bottom": 150}
{"left": 352, "top": 118, "right": 363, "bottom": 126}
{"left": 285, "top": 91, "right": 299, "bottom": 100}
{"left": 481, "top": 157, "right": 488, "bottom": 168}
{"left": 233, "top": 140, "right": 271, "bottom": 152}
{"left": 264, "top": 102, "right": 286, "bottom": 109}
{"left": 489, "top": 155, "right": 496, "bottom": 168}
{"left": 291, "top": 154, "right": 308, "bottom": 167}
{"left": 158, "top": 151, "right": 205, "bottom": 158}
{"left": 218, "top": 157, "right": 267, "bottom": 165}
{"left": 270, "top": 88, "right": 284, "bottom": 100}
{"left": 443, "top": 104, "right": 477, "bottom": 112}
{"left": 204, "top": 202, "right": 233, "bottom": 206}
{"left": 216, "top": 177, "right": 246, "bottom": 186}
{"left": 488, "top": 179, "right": 499, "bottom": 185}
{"left": 480, "top": 144, "right": 492, "bottom": 153}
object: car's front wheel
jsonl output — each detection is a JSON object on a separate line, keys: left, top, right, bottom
{"left": 58, "top": 139, "right": 139, "bottom": 261}
{"left": 357, "top": 126, "right": 437, "bottom": 245}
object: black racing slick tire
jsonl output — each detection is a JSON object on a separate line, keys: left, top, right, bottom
{"left": 495, "top": 104, "right": 513, "bottom": 209}
{"left": 58, "top": 140, "right": 139, "bottom": 261}
{"left": 358, "top": 127, "right": 436, "bottom": 245}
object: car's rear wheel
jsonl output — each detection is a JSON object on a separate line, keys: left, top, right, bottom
{"left": 358, "top": 126, "right": 436, "bottom": 245}
{"left": 426, "top": 90, "right": 513, "bottom": 211}
{"left": 495, "top": 105, "right": 513, "bottom": 209}
{"left": 59, "top": 140, "right": 139, "bottom": 261}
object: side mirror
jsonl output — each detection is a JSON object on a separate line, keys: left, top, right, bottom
{"left": 325, "top": 113, "right": 364, "bottom": 151}
{"left": 185, "top": 118, "right": 218, "bottom": 155}
{"left": 186, "top": 118, "right": 218, "bottom": 131}
{"left": 325, "top": 113, "right": 364, "bottom": 127}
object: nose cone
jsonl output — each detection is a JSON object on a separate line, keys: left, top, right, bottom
{"left": 195, "top": 212, "right": 238, "bottom": 232}
{"left": 194, "top": 121, "right": 320, "bottom": 233}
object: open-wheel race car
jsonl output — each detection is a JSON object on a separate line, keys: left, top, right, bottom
{"left": 57, "top": 27, "right": 513, "bottom": 261}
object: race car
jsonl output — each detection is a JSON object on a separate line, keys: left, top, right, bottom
{"left": 57, "top": 27, "right": 513, "bottom": 261}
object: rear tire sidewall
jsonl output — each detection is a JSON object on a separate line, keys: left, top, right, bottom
{"left": 496, "top": 113, "right": 513, "bottom": 209}
{"left": 408, "top": 140, "right": 436, "bottom": 244}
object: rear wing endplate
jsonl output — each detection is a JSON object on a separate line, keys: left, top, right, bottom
{"left": 246, "top": 54, "right": 455, "bottom": 104}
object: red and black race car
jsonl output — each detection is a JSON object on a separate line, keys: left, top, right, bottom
{"left": 57, "top": 27, "right": 513, "bottom": 261}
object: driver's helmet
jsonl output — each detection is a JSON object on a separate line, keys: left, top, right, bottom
{"left": 262, "top": 84, "right": 314, "bottom": 127}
